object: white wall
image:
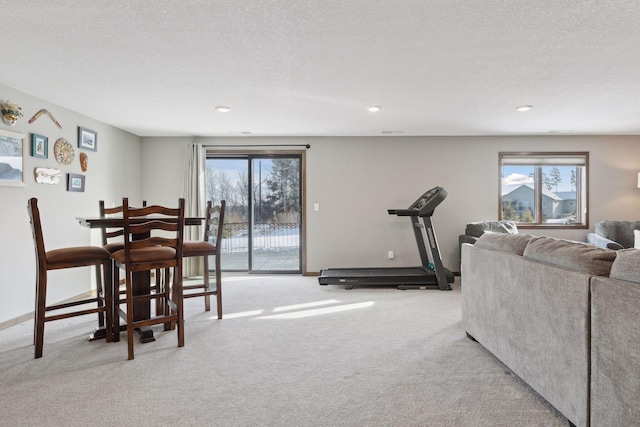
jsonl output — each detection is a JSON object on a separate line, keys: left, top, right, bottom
{"left": 4, "top": 94, "right": 639, "bottom": 324}
{"left": 142, "top": 135, "right": 640, "bottom": 275}
{"left": 0, "top": 84, "right": 142, "bottom": 324}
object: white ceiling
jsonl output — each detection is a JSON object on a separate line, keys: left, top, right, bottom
{"left": 3, "top": 1, "right": 640, "bottom": 137}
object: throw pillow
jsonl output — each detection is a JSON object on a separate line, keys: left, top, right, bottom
{"left": 475, "top": 232, "right": 531, "bottom": 255}
{"left": 634, "top": 229, "right": 640, "bottom": 249}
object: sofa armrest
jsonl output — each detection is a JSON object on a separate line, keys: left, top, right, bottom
{"left": 459, "top": 234, "right": 479, "bottom": 246}
{"left": 591, "top": 276, "right": 640, "bottom": 426}
{"left": 586, "top": 232, "right": 624, "bottom": 250}
{"left": 458, "top": 235, "right": 479, "bottom": 271}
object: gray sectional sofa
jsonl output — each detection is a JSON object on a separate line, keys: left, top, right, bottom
{"left": 461, "top": 233, "right": 640, "bottom": 427}
{"left": 586, "top": 220, "right": 640, "bottom": 250}
{"left": 457, "top": 220, "right": 518, "bottom": 270}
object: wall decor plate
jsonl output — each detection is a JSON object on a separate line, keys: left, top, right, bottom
{"left": 53, "top": 138, "right": 74, "bottom": 165}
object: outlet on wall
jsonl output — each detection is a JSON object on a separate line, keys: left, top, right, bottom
{"left": 388, "top": 250, "right": 394, "bottom": 259}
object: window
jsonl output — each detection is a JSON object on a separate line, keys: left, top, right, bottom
{"left": 499, "top": 152, "right": 588, "bottom": 228}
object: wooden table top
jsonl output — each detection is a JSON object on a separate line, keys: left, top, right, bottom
{"left": 76, "top": 216, "right": 203, "bottom": 228}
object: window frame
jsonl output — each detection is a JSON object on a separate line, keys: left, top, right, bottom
{"left": 498, "top": 151, "right": 589, "bottom": 229}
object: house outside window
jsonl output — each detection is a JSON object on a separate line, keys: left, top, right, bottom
{"left": 499, "top": 152, "right": 588, "bottom": 228}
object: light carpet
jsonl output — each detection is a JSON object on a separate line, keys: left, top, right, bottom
{"left": 0, "top": 275, "right": 569, "bottom": 426}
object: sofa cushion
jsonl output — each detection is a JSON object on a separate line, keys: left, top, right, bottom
{"left": 474, "top": 232, "right": 531, "bottom": 255}
{"left": 465, "top": 220, "right": 518, "bottom": 238}
{"left": 523, "top": 236, "right": 616, "bottom": 276}
{"left": 464, "top": 220, "right": 518, "bottom": 237}
{"left": 610, "top": 249, "right": 640, "bottom": 283}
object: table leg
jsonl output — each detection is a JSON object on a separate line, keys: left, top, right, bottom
{"left": 133, "top": 270, "right": 155, "bottom": 342}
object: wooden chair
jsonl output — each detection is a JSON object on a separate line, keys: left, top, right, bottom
{"left": 182, "top": 200, "right": 225, "bottom": 318}
{"left": 111, "top": 198, "right": 186, "bottom": 360}
{"left": 98, "top": 200, "right": 164, "bottom": 316}
{"left": 27, "top": 198, "right": 113, "bottom": 359}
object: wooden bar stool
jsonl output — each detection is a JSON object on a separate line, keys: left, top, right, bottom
{"left": 182, "top": 200, "right": 225, "bottom": 318}
{"left": 27, "top": 198, "right": 113, "bottom": 359}
{"left": 111, "top": 198, "right": 186, "bottom": 360}
{"left": 98, "top": 200, "right": 164, "bottom": 317}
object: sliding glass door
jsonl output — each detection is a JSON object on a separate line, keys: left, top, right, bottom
{"left": 206, "top": 154, "right": 302, "bottom": 273}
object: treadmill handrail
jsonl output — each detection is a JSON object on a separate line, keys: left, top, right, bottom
{"left": 388, "top": 209, "right": 419, "bottom": 217}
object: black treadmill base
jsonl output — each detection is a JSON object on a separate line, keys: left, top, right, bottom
{"left": 318, "top": 267, "right": 453, "bottom": 291}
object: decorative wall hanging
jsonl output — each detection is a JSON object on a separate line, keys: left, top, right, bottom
{"left": 28, "top": 109, "right": 62, "bottom": 129}
{"left": 1, "top": 100, "right": 23, "bottom": 126}
{"left": 78, "top": 126, "right": 97, "bottom": 151}
{"left": 80, "top": 152, "right": 88, "bottom": 172}
{"left": 34, "top": 167, "right": 61, "bottom": 185}
{"left": 0, "top": 128, "right": 26, "bottom": 187}
{"left": 67, "top": 173, "right": 85, "bottom": 192}
{"left": 53, "top": 138, "right": 74, "bottom": 165}
{"left": 31, "top": 134, "right": 48, "bottom": 159}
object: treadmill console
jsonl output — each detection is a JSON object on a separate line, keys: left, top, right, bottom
{"left": 409, "top": 186, "right": 447, "bottom": 216}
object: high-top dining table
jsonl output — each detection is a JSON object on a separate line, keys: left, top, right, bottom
{"left": 77, "top": 215, "right": 203, "bottom": 342}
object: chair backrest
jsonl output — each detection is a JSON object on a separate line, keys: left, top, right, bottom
{"left": 121, "top": 198, "right": 185, "bottom": 272}
{"left": 204, "top": 200, "right": 226, "bottom": 249}
{"left": 99, "top": 200, "right": 147, "bottom": 246}
{"left": 27, "top": 198, "right": 47, "bottom": 272}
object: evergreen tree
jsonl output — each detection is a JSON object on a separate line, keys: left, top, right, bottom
{"left": 265, "top": 159, "right": 300, "bottom": 218}
{"left": 548, "top": 167, "right": 562, "bottom": 192}
{"left": 522, "top": 209, "right": 534, "bottom": 222}
{"left": 502, "top": 201, "right": 518, "bottom": 221}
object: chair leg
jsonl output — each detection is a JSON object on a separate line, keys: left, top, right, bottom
{"left": 155, "top": 268, "right": 164, "bottom": 317}
{"left": 125, "top": 271, "right": 135, "bottom": 360}
{"left": 112, "top": 264, "right": 121, "bottom": 343}
{"left": 95, "top": 264, "right": 105, "bottom": 329}
{"left": 102, "top": 261, "right": 113, "bottom": 343}
{"left": 175, "top": 265, "right": 185, "bottom": 348}
{"left": 215, "top": 254, "right": 222, "bottom": 320}
{"left": 34, "top": 272, "right": 47, "bottom": 359}
{"left": 203, "top": 255, "right": 211, "bottom": 312}
{"left": 164, "top": 268, "right": 174, "bottom": 331}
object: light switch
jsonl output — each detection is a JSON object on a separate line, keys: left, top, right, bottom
{"left": 313, "top": 203, "right": 320, "bottom": 212}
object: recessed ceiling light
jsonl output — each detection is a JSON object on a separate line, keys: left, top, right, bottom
{"left": 367, "top": 105, "right": 381, "bottom": 112}
{"left": 381, "top": 130, "right": 404, "bottom": 135}
{"left": 516, "top": 105, "right": 533, "bottom": 112}
{"left": 215, "top": 106, "right": 231, "bottom": 113}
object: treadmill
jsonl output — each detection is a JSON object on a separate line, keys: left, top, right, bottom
{"left": 318, "top": 186, "right": 454, "bottom": 290}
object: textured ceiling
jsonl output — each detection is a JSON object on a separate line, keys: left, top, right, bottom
{"left": 3, "top": 1, "right": 640, "bottom": 137}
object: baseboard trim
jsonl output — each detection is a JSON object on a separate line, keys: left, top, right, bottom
{"left": 0, "top": 290, "right": 97, "bottom": 331}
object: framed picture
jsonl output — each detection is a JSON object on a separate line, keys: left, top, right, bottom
{"left": 31, "top": 133, "right": 48, "bottom": 159}
{"left": 67, "top": 173, "right": 85, "bottom": 192}
{"left": 78, "top": 126, "right": 97, "bottom": 151}
{"left": 0, "top": 128, "right": 26, "bottom": 187}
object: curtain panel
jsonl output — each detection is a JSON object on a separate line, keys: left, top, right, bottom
{"left": 182, "top": 142, "right": 206, "bottom": 276}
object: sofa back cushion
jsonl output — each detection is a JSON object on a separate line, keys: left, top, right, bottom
{"left": 523, "top": 236, "right": 616, "bottom": 276}
{"left": 465, "top": 220, "right": 518, "bottom": 238}
{"left": 595, "top": 220, "right": 640, "bottom": 249}
{"left": 474, "top": 232, "right": 531, "bottom": 255}
{"left": 609, "top": 248, "right": 640, "bottom": 283}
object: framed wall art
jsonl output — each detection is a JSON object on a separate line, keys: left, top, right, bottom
{"left": 78, "top": 126, "right": 97, "bottom": 151}
{"left": 67, "top": 173, "right": 85, "bottom": 192}
{"left": 31, "top": 133, "right": 48, "bottom": 159}
{"left": 0, "top": 128, "right": 26, "bottom": 187}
